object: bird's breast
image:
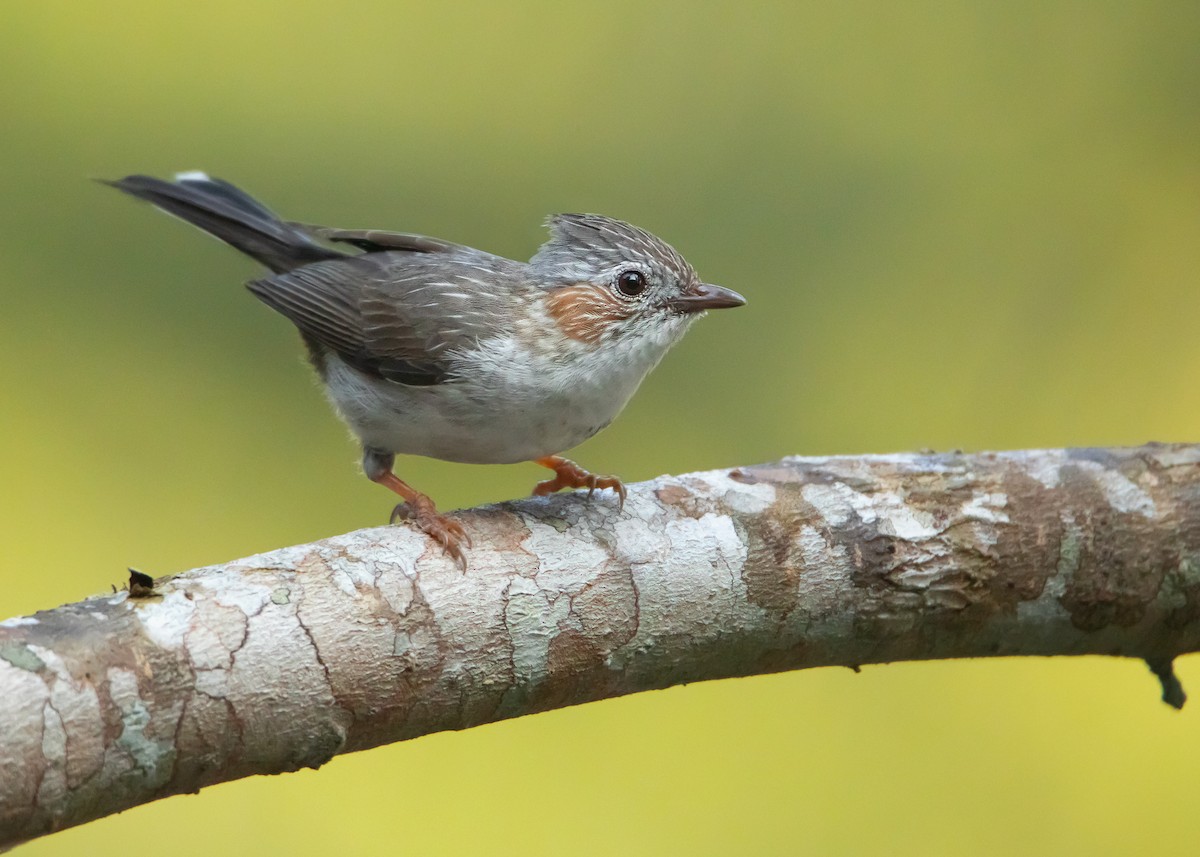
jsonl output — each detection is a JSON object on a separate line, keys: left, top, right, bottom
{"left": 318, "top": 335, "right": 667, "bottom": 464}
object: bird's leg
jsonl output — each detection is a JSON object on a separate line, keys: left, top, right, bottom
{"left": 531, "top": 455, "right": 627, "bottom": 509}
{"left": 363, "top": 448, "right": 471, "bottom": 567}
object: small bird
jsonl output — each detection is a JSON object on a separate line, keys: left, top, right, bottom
{"left": 106, "top": 172, "right": 745, "bottom": 564}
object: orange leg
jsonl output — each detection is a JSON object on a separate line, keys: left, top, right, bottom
{"left": 532, "top": 455, "right": 627, "bottom": 509}
{"left": 364, "top": 449, "right": 471, "bottom": 567}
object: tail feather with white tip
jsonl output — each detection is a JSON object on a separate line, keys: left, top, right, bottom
{"left": 103, "top": 172, "right": 342, "bottom": 273}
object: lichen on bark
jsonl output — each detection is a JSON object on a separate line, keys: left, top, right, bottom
{"left": 2, "top": 444, "right": 1199, "bottom": 849}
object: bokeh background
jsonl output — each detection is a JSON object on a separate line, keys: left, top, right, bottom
{"left": 3, "top": 2, "right": 1199, "bottom": 854}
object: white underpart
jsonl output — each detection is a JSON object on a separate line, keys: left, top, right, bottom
{"left": 323, "top": 309, "right": 697, "bottom": 463}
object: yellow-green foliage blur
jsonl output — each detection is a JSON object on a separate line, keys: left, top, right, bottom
{"left": 3, "top": 3, "right": 1199, "bottom": 855}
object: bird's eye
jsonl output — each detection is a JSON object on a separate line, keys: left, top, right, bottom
{"left": 616, "top": 269, "right": 647, "bottom": 298}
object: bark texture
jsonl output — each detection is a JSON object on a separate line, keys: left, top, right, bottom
{"left": 3, "top": 444, "right": 1200, "bottom": 847}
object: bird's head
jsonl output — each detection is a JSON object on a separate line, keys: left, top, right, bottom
{"left": 529, "top": 214, "right": 745, "bottom": 351}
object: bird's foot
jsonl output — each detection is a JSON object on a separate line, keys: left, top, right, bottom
{"left": 532, "top": 455, "right": 627, "bottom": 509}
{"left": 364, "top": 451, "right": 472, "bottom": 568}
{"left": 390, "top": 497, "right": 472, "bottom": 568}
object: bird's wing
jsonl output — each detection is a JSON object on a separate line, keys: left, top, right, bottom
{"left": 248, "top": 252, "right": 522, "bottom": 386}
{"left": 290, "top": 223, "right": 467, "bottom": 255}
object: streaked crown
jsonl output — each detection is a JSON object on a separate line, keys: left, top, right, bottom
{"left": 529, "top": 213, "right": 700, "bottom": 289}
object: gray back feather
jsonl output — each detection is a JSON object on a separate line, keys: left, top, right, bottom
{"left": 249, "top": 249, "right": 524, "bottom": 385}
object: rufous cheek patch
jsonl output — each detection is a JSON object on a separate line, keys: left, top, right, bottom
{"left": 545, "top": 284, "right": 634, "bottom": 345}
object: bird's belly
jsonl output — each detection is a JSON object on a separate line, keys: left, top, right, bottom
{"left": 321, "top": 357, "right": 627, "bottom": 464}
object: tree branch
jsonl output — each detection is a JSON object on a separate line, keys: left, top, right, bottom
{"left": 4, "top": 444, "right": 1200, "bottom": 847}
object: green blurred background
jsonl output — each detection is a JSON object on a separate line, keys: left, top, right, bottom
{"left": 3, "top": 2, "right": 1199, "bottom": 854}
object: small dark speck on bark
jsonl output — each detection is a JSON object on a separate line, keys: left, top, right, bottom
{"left": 127, "top": 567, "right": 156, "bottom": 599}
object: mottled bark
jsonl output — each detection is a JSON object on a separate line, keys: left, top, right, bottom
{"left": 3, "top": 445, "right": 1200, "bottom": 848}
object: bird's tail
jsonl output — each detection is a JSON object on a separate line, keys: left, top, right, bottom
{"left": 103, "top": 172, "right": 342, "bottom": 273}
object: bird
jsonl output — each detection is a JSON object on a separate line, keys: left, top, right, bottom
{"left": 105, "top": 172, "right": 746, "bottom": 565}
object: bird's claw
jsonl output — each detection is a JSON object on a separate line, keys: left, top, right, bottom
{"left": 532, "top": 457, "right": 626, "bottom": 510}
{"left": 390, "top": 501, "right": 472, "bottom": 569}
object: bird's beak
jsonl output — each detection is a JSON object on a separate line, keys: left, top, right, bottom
{"left": 669, "top": 283, "right": 747, "bottom": 314}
